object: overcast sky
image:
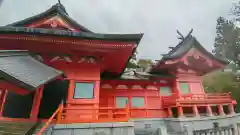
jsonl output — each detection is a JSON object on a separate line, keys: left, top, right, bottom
{"left": 0, "top": 0, "right": 238, "bottom": 60}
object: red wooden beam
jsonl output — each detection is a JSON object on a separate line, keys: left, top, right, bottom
{"left": 0, "top": 80, "right": 30, "bottom": 95}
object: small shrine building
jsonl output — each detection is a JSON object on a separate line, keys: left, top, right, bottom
{"left": 0, "top": 2, "right": 237, "bottom": 135}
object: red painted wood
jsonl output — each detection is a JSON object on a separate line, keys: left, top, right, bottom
{"left": 0, "top": 32, "right": 234, "bottom": 121}
{"left": 30, "top": 86, "right": 44, "bottom": 121}
{"left": 182, "top": 48, "right": 225, "bottom": 68}
{"left": 0, "top": 90, "right": 7, "bottom": 117}
{"left": 0, "top": 81, "right": 30, "bottom": 95}
{"left": 99, "top": 80, "right": 172, "bottom": 118}
{"left": 26, "top": 15, "right": 80, "bottom": 32}
{"left": 63, "top": 67, "right": 101, "bottom": 120}
{"left": 176, "top": 73, "right": 205, "bottom": 94}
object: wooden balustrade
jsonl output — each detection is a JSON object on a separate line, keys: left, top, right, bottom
{"left": 37, "top": 102, "right": 130, "bottom": 135}
{"left": 60, "top": 105, "right": 130, "bottom": 123}
{"left": 37, "top": 103, "right": 63, "bottom": 135}
{"left": 162, "top": 93, "right": 233, "bottom": 107}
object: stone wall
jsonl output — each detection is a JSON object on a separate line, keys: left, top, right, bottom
{"left": 44, "top": 114, "right": 240, "bottom": 135}
{"left": 132, "top": 118, "right": 167, "bottom": 135}
{"left": 132, "top": 114, "right": 240, "bottom": 135}
{"left": 48, "top": 122, "right": 135, "bottom": 135}
{"left": 164, "top": 114, "right": 240, "bottom": 135}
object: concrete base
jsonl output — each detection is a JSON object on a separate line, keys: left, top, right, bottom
{"left": 44, "top": 113, "right": 240, "bottom": 135}
{"left": 132, "top": 113, "right": 240, "bottom": 135}
{"left": 49, "top": 122, "right": 135, "bottom": 135}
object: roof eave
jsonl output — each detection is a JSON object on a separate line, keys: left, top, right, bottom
{"left": 0, "top": 70, "right": 36, "bottom": 91}
{"left": 117, "top": 34, "right": 143, "bottom": 77}
{"left": 0, "top": 26, "right": 143, "bottom": 42}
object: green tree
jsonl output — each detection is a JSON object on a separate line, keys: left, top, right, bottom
{"left": 231, "top": 1, "right": 240, "bottom": 22}
{"left": 137, "top": 59, "right": 153, "bottom": 70}
{"left": 203, "top": 71, "right": 240, "bottom": 112}
{"left": 213, "top": 17, "right": 228, "bottom": 58}
{"left": 213, "top": 17, "right": 240, "bottom": 67}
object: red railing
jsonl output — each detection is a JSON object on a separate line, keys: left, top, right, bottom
{"left": 60, "top": 106, "right": 130, "bottom": 123}
{"left": 162, "top": 93, "right": 234, "bottom": 107}
{"left": 37, "top": 103, "right": 130, "bottom": 135}
{"left": 36, "top": 103, "right": 64, "bottom": 135}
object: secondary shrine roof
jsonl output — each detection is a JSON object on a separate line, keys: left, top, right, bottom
{"left": 0, "top": 50, "right": 63, "bottom": 91}
{"left": 161, "top": 33, "right": 227, "bottom": 64}
{"left": 149, "top": 30, "right": 228, "bottom": 74}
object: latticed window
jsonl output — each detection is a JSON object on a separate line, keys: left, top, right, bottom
{"left": 73, "top": 82, "right": 94, "bottom": 99}
{"left": 116, "top": 97, "right": 128, "bottom": 108}
{"left": 160, "top": 86, "right": 172, "bottom": 96}
{"left": 131, "top": 97, "right": 145, "bottom": 107}
{"left": 179, "top": 82, "right": 190, "bottom": 94}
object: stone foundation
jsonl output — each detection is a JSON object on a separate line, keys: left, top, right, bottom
{"left": 164, "top": 114, "right": 240, "bottom": 135}
{"left": 132, "top": 114, "right": 240, "bottom": 135}
{"left": 49, "top": 122, "right": 135, "bottom": 135}
{"left": 44, "top": 114, "right": 240, "bottom": 135}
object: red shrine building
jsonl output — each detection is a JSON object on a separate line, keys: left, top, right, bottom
{"left": 0, "top": 2, "right": 238, "bottom": 135}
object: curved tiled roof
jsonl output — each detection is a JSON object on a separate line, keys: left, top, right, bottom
{"left": 0, "top": 50, "right": 63, "bottom": 91}
{"left": 162, "top": 34, "right": 228, "bottom": 65}
{"left": 6, "top": 3, "right": 92, "bottom": 32}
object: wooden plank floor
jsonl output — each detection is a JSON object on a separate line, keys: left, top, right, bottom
{"left": 0, "top": 120, "right": 35, "bottom": 135}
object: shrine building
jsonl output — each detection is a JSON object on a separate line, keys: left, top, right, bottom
{"left": 0, "top": 2, "right": 239, "bottom": 135}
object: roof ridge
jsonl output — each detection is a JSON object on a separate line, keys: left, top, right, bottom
{"left": 166, "top": 29, "right": 193, "bottom": 56}
{"left": 5, "top": 3, "right": 93, "bottom": 32}
{"left": 55, "top": 2, "right": 68, "bottom": 15}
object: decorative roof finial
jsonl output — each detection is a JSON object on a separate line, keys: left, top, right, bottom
{"left": 176, "top": 30, "right": 184, "bottom": 40}
{"left": 58, "top": 0, "right": 61, "bottom": 4}
{"left": 187, "top": 28, "right": 193, "bottom": 36}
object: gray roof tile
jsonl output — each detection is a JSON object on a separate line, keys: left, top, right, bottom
{"left": 0, "top": 50, "right": 63, "bottom": 91}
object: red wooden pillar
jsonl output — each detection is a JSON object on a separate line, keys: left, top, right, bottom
{"left": 193, "top": 105, "right": 200, "bottom": 117}
{"left": 30, "top": 86, "right": 44, "bottom": 121}
{"left": 177, "top": 106, "right": 184, "bottom": 117}
{"left": 167, "top": 107, "right": 173, "bottom": 117}
{"left": 65, "top": 79, "right": 75, "bottom": 120}
{"left": 206, "top": 105, "right": 213, "bottom": 116}
{"left": 0, "top": 90, "right": 8, "bottom": 117}
{"left": 228, "top": 104, "right": 235, "bottom": 115}
{"left": 173, "top": 79, "right": 181, "bottom": 98}
{"left": 218, "top": 104, "right": 225, "bottom": 116}
{"left": 94, "top": 80, "right": 100, "bottom": 120}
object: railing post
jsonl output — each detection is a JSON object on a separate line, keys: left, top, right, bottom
{"left": 228, "top": 104, "right": 235, "bottom": 115}
{"left": 57, "top": 100, "right": 64, "bottom": 123}
{"left": 177, "top": 106, "right": 184, "bottom": 118}
{"left": 37, "top": 103, "right": 62, "bottom": 135}
{"left": 218, "top": 104, "right": 225, "bottom": 116}
{"left": 91, "top": 106, "right": 98, "bottom": 121}
{"left": 108, "top": 108, "right": 113, "bottom": 120}
{"left": 193, "top": 105, "right": 200, "bottom": 117}
{"left": 125, "top": 100, "right": 130, "bottom": 119}
{"left": 206, "top": 105, "right": 213, "bottom": 116}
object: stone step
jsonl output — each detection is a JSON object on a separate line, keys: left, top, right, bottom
{"left": 31, "top": 123, "right": 52, "bottom": 135}
{"left": 0, "top": 120, "right": 35, "bottom": 135}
